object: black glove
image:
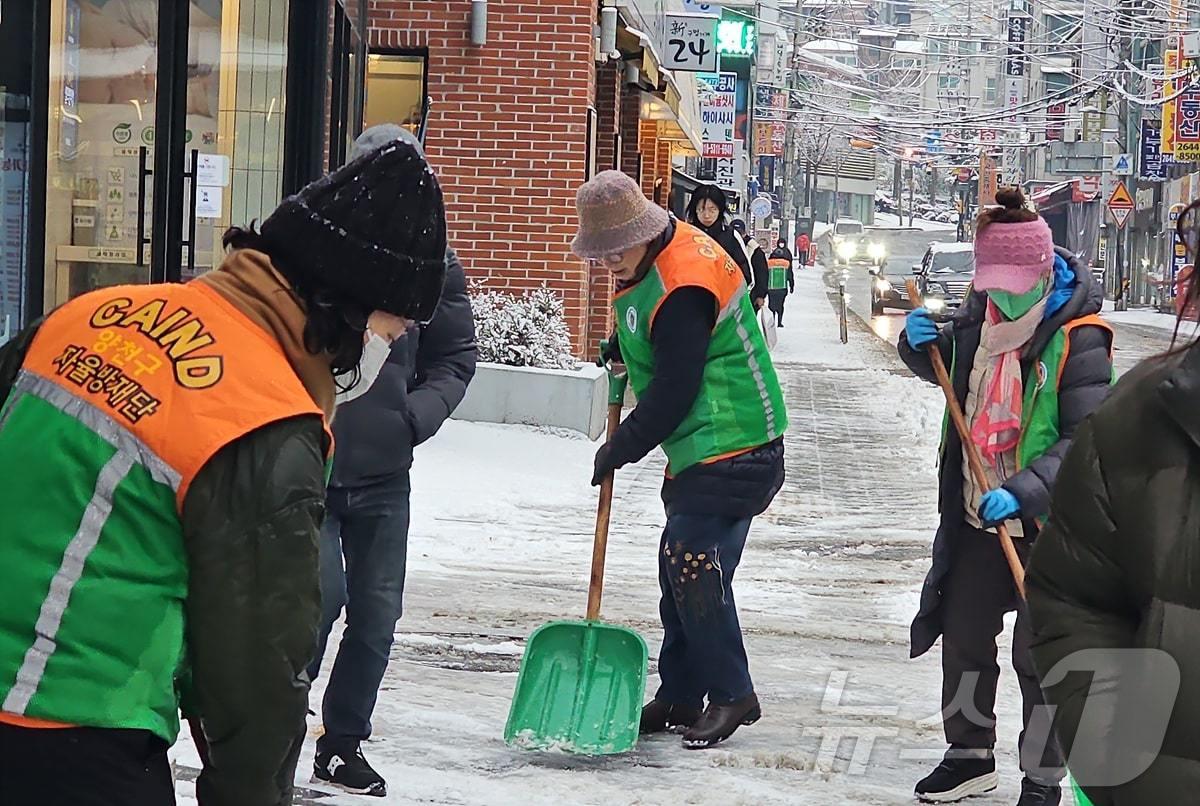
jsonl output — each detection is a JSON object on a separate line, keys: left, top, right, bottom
{"left": 596, "top": 332, "right": 622, "bottom": 367}
{"left": 592, "top": 441, "right": 622, "bottom": 486}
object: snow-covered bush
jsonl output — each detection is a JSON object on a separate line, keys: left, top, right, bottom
{"left": 470, "top": 286, "right": 577, "bottom": 370}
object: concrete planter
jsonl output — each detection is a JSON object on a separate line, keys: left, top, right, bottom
{"left": 452, "top": 361, "right": 608, "bottom": 439}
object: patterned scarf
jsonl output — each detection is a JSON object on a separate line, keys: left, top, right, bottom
{"left": 970, "top": 296, "right": 1048, "bottom": 464}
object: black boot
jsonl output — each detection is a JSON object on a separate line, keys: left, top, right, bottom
{"left": 639, "top": 699, "right": 701, "bottom": 735}
{"left": 1016, "top": 778, "right": 1061, "bottom": 806}
{"left": 915, "top": 749, "right": 997, "bottom": 802}
{"left": 680, "top": 693, "right": 760, "bottom": 749}
{"left": 313, "top": 742, "right": 387, "bottom": 797}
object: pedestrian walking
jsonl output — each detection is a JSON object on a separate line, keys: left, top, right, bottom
{"left": 0, "top": 140, "right": 448, "bottom": 806}
{"left": 766, "top": 242, "right": 795, "bottom": 327}
{"left": 1025, "top": 197, "right": 1200, "bottom": 806}
{"left": 898, "top": 188, "right": 1115, "bottom": 806}
{"left": 306, "top": 124, "right": 478, "bottom": 798}
{"left": 796, "top": 231, "right": 811, "bottom": 268}
{"left": 572, "top": 171, "right": 788, "bottom": 750}
{"left": 686, "top": 184, "right": 754, "bottom": 289}
{"left": 730, "top": 219, "right": 769, "bottom": 310}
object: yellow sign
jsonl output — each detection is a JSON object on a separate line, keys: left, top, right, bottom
{"left": 1164, "top": 49, "right": 1179, "bottom": 155}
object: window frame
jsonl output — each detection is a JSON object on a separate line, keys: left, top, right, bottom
{"left": 363, "top": 47, "right": 430, "bottom": 138}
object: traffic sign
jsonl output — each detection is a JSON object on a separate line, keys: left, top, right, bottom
{"left": 1112, "top": 153, "right": 1134, "bottom": 176}
{"left": 1107, "top": 182, "right": 1134, "bottom": 229}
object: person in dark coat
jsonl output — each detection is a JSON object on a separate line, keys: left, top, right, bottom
{"left": 685, "top": 185, "right": 766, "bottom": 308}
{"left": 731, "top": 219, "right": 770, "bottom": 310}
{"left": 898, "top": 189, "right": 1115, "bottom": 806}
{"left": 766, "top": 242, "right": 796, "bottom": 327}
{"left": 306, "top": 124, "right": 478, "bottom": 797}
{"left": 1025, "top": 198, "right": 1200, "bottom": 806}
{"left": 575, "top": 171, "right": 787, "bottom": 750}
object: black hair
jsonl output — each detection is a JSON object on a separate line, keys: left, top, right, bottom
{"left": 686, "top": 184, "right": 730, "bottom": 227}
{"left": 977, "top": 187, "right": 1039, "bottom": 232}
{"left": 222, "top": 225, "right": 369, "bottom": 384}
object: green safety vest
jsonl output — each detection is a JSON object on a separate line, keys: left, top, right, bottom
{"left": 613, "top": 222, "right": 788, "bottom": 476}
{"left": 941, "top": 314, "right": 1115, "bottom": 512}
{"left": 0, "top": 277, "right": 328, "bottom": 740}
{"left": 767, "top": 257, "right": 790, "bottom": 291}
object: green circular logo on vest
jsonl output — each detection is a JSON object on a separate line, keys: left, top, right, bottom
{"left": 625, "top": 307, "right": 638, "bottom": 334}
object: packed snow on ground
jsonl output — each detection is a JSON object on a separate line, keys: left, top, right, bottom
{"left": 1101, "top": 298, "right": 1200, "bottom": 337}
{"left": 169, "top": 266, "right": 1069, "bottom": 804}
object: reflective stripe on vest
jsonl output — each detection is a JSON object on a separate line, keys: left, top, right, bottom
{"left": 0, "top": 279, "right": 329, "bottom": 737}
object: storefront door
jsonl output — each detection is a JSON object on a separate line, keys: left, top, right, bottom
{"left": 42, "top": 0, "right": 291, "bottom": 309}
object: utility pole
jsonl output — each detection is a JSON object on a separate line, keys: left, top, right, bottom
{"left": 783, "top": 0, "right": 805, "bottom": 240}
{"left": 1114, "top": 0, "right": 1135, "bottom": 311}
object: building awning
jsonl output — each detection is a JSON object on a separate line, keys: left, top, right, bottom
{"left": 617, "top": 25, "right": 661, "bottom": 88}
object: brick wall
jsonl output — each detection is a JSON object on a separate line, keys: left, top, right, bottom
{"left": 368, "top": 0, "right": 598, "bottom": 352}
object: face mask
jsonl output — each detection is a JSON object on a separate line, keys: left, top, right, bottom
{"left": 988, "top": 278, "right": 1046, "bottom": 320}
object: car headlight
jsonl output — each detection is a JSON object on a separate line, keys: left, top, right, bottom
{"left": 926, "top": 296, "right": 947, "bottom": 313}
{"left": 874, "top": 277, "right": 892, "bottom": 293}
{"left": 837, "top": 241, "right": 857, "bottom": 260}
{"left": 868, "top": 243, "right": 886, "bottom": 261}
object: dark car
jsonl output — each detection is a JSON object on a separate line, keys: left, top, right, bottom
{"left": 915, "top": 241, "right": 975, "bottom": 313}
{"left": 869, "top": 264, "right": 915, "bottom": 314}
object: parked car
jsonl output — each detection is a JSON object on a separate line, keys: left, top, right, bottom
{"left": 869, "top": 263, "right": 915, "bottom": 315}
{"left": 914, "top": 241, "right": 976, "bottom": 312}
{"left": 832, "top": 218, "right": 887, "bottom": 269}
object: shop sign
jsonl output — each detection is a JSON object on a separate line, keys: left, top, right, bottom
{"left": 1164, "top": 49, "right": 1180, "bottom": 154}
{"left": 716, "top": 19, "right": 755, "bottom": 56}
{"left": 1173, "top": 86, "right": 1200, "bottom": 162}
{"left": 1170, "top": 203, "right": 1189, "bottom": 283}
{"left": 663, "top": 14, "right": 719, "bottom": 73}
{"left": 1005, "top": 15, "right": 1028, "bottom": 77}
{"left": 698, "top": 73, "right": 737, "bottom": 158}
{"left": 978, "top": 153, "right": 998, "bottom": 206}
{"left": 1045, "top": 103, "right": 1066, "bottom": 141}
{"left": 1141, "top": 119, "right": 1168, "bottom": 181}
{"left": 683, "top": 0, "right": 721, "bottom": 15}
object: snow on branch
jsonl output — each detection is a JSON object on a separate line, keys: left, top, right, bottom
{"left": 470, "top": 286, "right": 578, "bottom": 371}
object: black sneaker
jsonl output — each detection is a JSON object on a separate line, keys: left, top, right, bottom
{"left": 313, "top": 743, "right": 387, "bottom": 797}
{"left": 1016, "top": 778, "right": 1061, "bottom": 806}
{"left": 640, "top": 699, "right": 702, "bottom": 735}
{"left": 681, "top": 693, "right": 761, "bottom": 749}
{"left": 915, "top": 754, "right": 998, "bottom": 802}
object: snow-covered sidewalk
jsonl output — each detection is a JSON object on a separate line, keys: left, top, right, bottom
{"left": 172, "top": 268, "right": 1065, "bottom": 804}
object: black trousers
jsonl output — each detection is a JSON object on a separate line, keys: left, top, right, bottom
{"left": 0, "top": 722, "right": 174, "bottom": 805}
{"left": 940, "top": 525, "right": 1065, "bottom": 782}
{"left": 767, "top": 290, "right": 788, "bottom": 324}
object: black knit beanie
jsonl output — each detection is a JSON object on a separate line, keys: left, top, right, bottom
{"left": 260, "top": 139, "right": 447, "bottom": 322}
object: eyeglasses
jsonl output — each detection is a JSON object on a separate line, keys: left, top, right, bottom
{"left": 587, "top": 253, "right": 625, "bottom": 268}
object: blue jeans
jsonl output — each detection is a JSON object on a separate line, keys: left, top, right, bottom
{"left": 655, "top": 513, "right": 754, "bottom": 707}
{"left": 307, "top": 474, "right": 411, "bottom": 749}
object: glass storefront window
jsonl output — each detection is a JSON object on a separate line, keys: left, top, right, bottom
{"left": 43, "top": 0, "right": 289, "bottom": 307}
{"left": 365, "top": 54, "right": 427, "bottom": 136}
{"left": 0, "top": 1, "right": 34, "bottom": 342}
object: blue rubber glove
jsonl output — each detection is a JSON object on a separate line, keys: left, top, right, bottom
{"left": 979, "top": 488, "right": 1021, "bottom": 527}
{"left": 904, "top": 307, "right": 940, "bottom": 348}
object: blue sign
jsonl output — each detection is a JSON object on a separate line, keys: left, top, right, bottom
{"left": 684, "top": 0, "right": 721, "bottom": 14}
{"left": 1141, "top": 119, "right": 1168, "bottom": 181}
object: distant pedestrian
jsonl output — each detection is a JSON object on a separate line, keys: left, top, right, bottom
{"left": 898, "top": 188, "right": 1115, "bottom": 806}
{"left": 730, "top": 219, "right": 769, "bottom": 310}
{"left": 574, "top": 171, "right": 788, "bottom": 750}
{"left": 766, "top": 243, "right": 795, "bottom": 327}
{"left": 686, "top": 185, "right": 754, "bottom": 290}
{"left": 796, "top": 232, "right": 811, "bottom": 268}
{"left": 0, "top": 140, "right": 448, "bottom": 806}
{"left": 1025, "top": 197, "right": 1200, "bottom": 806}
{"left": 307, "top": 124, "right": 478, "bottom": 798}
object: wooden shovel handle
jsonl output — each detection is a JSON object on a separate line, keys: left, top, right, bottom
{"left": 906, "top": 280, "right": 1026, "bottom": 599}
{"left": 586, "top": 400, "right": 623, "bottom": 621}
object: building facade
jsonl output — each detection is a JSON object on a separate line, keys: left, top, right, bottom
{"left": 0, "top": 0, "right": 363, "bottom": 341}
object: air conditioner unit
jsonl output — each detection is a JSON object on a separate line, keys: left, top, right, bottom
{"left": 1063, "top": 126, "right": 1079, "bottom": 143}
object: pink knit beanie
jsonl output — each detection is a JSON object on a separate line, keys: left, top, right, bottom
{"left": 973, "top": 189, "right": 1055, "bottom": 294}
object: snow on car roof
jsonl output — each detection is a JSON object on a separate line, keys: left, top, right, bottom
{"left": 929, "top": 241, "right": 974, "bottom": 253}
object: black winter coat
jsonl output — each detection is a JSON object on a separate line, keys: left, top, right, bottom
{"left": 898, "top": 250, "right": 1115, "bottom": 657}
{"left": 329, "top": 248, "right": 477, "bottom": 487}
{"left": 1027, "top": 344, "right": 1200, "bottom": 805}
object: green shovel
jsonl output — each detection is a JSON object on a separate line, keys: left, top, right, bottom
{"left": 504, "top": 363, "right": 648, "bottom": 755}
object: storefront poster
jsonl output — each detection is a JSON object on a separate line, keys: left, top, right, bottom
{"left": 1141, "top": 119, "right": 1168, "bottom": 180}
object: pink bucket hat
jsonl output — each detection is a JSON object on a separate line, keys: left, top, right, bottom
{"left": 572, "top": 171, "right": 670, "bottom": 259}
{"left": 973, "top": 217, "right": 1055, "bottom": 294}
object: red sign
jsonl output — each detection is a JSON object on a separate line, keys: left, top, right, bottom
{"left": 1046, "top": 103, "right": 1066, "bottom": 142}
{"left": 1107, "top": 183, "right": 1135, "bottom": 229}
{"left": 979, "top": 129, "right": 998, "bottom": 143}
{"left": 704, "top": 142, "right": 735, "bottom": 159}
